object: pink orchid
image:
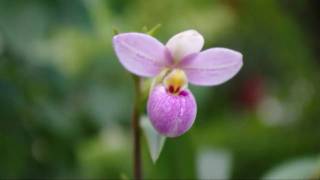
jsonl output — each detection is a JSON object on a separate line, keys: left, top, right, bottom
{"left": 113, "top": 30, "right": 243, "bottom": 137}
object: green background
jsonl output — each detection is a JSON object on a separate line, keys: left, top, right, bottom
{"left": 0, "top": 0, "right": 319, "bottom": 178}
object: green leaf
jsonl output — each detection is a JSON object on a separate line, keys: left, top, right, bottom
{"left": 262, "top": 156, "right": 320, "bottom": 179}
{"left": 140, "top": 116, "right": 166, "bottom": 163}
{"left": 120, "top": 173, "right": 129, "bottom": 180}
{"left": 147, "top": 24, "right": 162, "bottom": 36}
{"left": 141, "top": 26, "right": 149, "bottom": 33}
{"left": 112, "top": 26, "right": 119, "bottom": 35}
{"left": 141, "top": 24, "right": 162, "bottom": 36}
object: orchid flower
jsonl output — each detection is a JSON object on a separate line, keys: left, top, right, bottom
{"left": 113, "top": 30, "right": 243, "bottom": 137}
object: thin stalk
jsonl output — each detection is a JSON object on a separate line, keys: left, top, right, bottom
{"left": 132, "top": 75, "right": 142, "bottom": 179}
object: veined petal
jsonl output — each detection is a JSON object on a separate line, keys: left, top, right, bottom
{"left": 179, "top": 48, "right": 243, "bottom": 86}
{"left": 166, "top": 30, "right": 204, "bottom": 62}
{"left": 147, "top": 85, "right": 197, "bottom": 137}
{"left": 113, "top": 33, "right": 171, "bottom": 77}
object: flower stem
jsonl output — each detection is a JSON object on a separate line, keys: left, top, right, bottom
{"left": 132, "top": 75, "right": 142, "bottom": 180}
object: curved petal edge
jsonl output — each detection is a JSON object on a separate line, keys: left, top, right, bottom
{"left": 113, "top": 33, "right": 170, "bottom": 77}
{"left": 179, "top": 48, "right": 243, "bottom": 86}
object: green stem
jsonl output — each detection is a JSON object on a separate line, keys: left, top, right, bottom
{"left": 132, "top": 75, "right": 142, "bottom": 180}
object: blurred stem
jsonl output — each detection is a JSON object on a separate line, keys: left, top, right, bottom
{"left": 132, "top": 75, "right": 142, "bottom": 180}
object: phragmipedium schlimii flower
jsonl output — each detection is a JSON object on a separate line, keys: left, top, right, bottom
{"left": 113, "top": 29, "right": 243, "bottom": 137}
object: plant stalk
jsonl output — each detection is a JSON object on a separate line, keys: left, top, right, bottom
{"left": 132, "top": 75, "right": 142, "bottom": 180}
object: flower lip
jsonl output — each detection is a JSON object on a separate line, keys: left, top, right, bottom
{"left": 147, "top": 85, "right": 197, "bottom": 137}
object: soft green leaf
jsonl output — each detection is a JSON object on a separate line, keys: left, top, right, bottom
{"left": 141, "top": 26, "right": 148, "bottom": 33}
{"left": 120, "top": 173, "right": 129, "bottom": 180}
{"left": 112, "top": 26, "right": 119, "bottom": 35}
{"left": 140, "top": 116, "right": 166, "bottom": 163}
{"left": 262, "top": 156, "right": 320, "bottom": 179}
{"left": 147, "top": 24, "right": 162, "bottom": 36}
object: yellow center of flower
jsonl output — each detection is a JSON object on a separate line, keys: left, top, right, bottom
{"left": 163, "top": 69, "right": 188, "bottom": 94}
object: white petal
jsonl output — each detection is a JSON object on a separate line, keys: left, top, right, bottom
{"left": 166, "top": 30, "right": 204, "bottom": 62}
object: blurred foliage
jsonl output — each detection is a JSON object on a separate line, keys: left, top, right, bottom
{"left": 0, "top": 0, "right": 319, "bottom": 179}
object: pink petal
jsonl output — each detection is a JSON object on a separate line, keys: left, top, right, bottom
{"left": 179, "top": 48, "right": 243, "bottom": 86}
{"left": 147, "top": 85, "right": 197, "bottom": 137}
{"left": 113, "top": 33, "right": 172, "bottom": 77}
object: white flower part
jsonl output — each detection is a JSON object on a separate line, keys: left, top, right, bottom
{"left": 166, "top": 30, "right": 204, "bottom": 62}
